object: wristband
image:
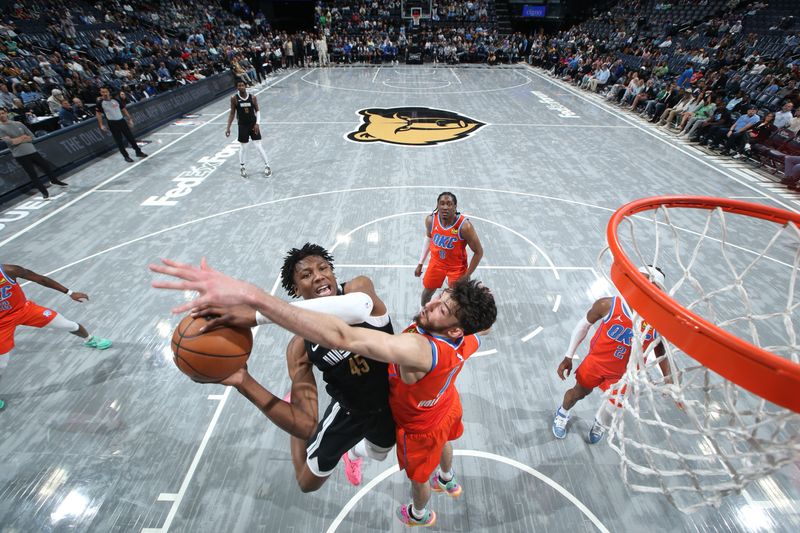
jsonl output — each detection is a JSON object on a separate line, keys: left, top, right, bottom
{"left": 67, "top": 289, "right": 74, "bottom": 296}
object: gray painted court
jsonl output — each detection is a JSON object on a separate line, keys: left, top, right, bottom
{"left": 0, "top": 65, "right": 797, "bottom": 533}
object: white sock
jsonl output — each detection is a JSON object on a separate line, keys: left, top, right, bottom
{"left": 558, "top": 405, "right": 570, "bottom": 417}
{"left": 254, "top": 141, "right": 269, "bottom": 165}
{"left": 238, "top": 142, "right": 246, "bottom": 165}
{"left": 348, "top": 439, "right": 367, "bottom": 460}
{"left": 410, "top": 504, "right": 426, "bottom": 520}
{"left": 438, "top": 469, "right": 453, "bottom": 482}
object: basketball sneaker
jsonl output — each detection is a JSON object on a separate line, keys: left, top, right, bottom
{"left": 588, "top": 419, "right": 606, "bottom": 444}
{"left": 50, "top": 179, "right": 68, "bottom": 187}
{"left": 84, "top": 336, "right": 113, "bottom": 350}
{"left": 396, "top": 504, "right": 436, "bottom": 527}
{"left": 552, "top": 408, "right": 570, "bottom": 439}
{"left": 264, "top": 165, "right": 272, "bottom": 178}
{"left": 430, "top": 471, "right": 462, "bottom": 498}
{"left": 342, "top": 452, "right": 363, "bottom": 486}
{"left": 240, "top": 164, "right": 248, "bottom": 178}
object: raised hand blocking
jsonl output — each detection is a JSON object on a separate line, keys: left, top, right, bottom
{"left": 149, "top": 258, "right": 263, "bottom": 314}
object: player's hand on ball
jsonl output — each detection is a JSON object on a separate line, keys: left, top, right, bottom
{"left": 193, "top": 304, "right": 257, "bottom": 331}
{"left": 557, "top": 357, "right": 573, "bottom": 380}
{"left": 414, "top": 264, "right": 423, "bottom": 277}
{"left": 150, "top": 258, "right": 262, "bottom": 313}
{"left": 220, "top": 366, "right": 248, "bottom": 388}
{"left": 70, "top": 291, "right": 89, "bottom": 303}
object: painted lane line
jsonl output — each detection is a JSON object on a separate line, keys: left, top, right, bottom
{"left": 525, "top": 67, "right": 797, "bottom": 212}
{"left": 0, "top": 69, "right": 301, "bottom": 250}
{"left": 143, "top": 313, "right": 265, "bottom": 533}
{"left": 207, "top": 394, "right": 224, "bottom": 401}
{"left": 157, "top": 493, "right": 177, "bottom": 502}
{"left": 325, "top": 449, "right": 611, "bottom": 533}
{"left": 472, "top": 349, "right": 498, "bottom": 358}
{"left": 371, "top": 66, "right": 381, "bottom": 83}
{"left": 450, "top": 67, "right": 462, "bottom": 84}
{"left": 143, "top": 386, "right": 234, "bottom": 533}
{"left": 521, "top": 325, "right": 544, "bottom": 343}
{"left": 552, "top": 294, "right": 562, "bottom": 313}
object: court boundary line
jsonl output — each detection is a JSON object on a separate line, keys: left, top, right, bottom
{"left": 325, "top": 449, "right": 611, "bottom": 533}
{"left": 522, "top": 66, "right": 794, "bottom": 211}
{"left": 0, "top": 69, "right": 301, "bottom": 250}
{"left": 300, "top": 67, "right": 532, "bottom": 94}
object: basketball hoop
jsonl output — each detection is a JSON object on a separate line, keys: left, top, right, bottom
{"left": 599, "top": 195, "right": 800, "bottom": 512}
{"left": 411, "top": 7, "right": 421, "bottom": 26}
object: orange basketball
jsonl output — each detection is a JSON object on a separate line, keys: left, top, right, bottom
{"left": 171, "top": 315, "right": 252, "bottom": 383}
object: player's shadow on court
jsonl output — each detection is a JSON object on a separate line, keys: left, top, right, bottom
{"left": 5, "top": 342, "right": 142, "bottom": 399}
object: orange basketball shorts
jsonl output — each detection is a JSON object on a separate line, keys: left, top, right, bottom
{"left": 575, "top": 356, "right": 627, "bottom": 405}
{"left": 422, "top": 262, "right": 467, "bottom": 290}
{"left": 395, "top": 399, "right": 464, "bottom": 483}
{"left": 0, "top": 301, "right": 58, "bottom": 354}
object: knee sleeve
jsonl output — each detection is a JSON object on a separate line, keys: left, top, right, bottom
{"left": 364, "top": 440, "right": 393, "bottom": 461}
{"left": 45, "top": 313, "right": 80, "bottom": 333}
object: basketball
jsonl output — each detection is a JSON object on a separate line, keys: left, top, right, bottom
{"left": 171, "top": 315, "right": 252, "bottom": 383}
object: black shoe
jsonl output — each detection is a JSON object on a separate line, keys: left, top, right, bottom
{"left": 124, "top": 155, "right": 134, "bottom": 162}
{"left": 136, "top": 151, "right": 148, "bottom": 158}
{"left": 50, "top": 179, "right": 68, "bottom": 187}
{"left": 40, "top": 190, "right": 49, "bottom": 200}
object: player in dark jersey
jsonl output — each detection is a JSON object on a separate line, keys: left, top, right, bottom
{"left": 225, "top": 80, "right": 271, "bottom": 178}
{"left": 192, "top": 243, "right": 395, "bottom": 491}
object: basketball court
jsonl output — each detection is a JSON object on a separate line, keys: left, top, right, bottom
{"left": 0, "top": 65, "right": 797, "bottom": 532}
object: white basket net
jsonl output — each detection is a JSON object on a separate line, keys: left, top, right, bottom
{"left": 598, "top": 202, "right": 800, "bottom": 513}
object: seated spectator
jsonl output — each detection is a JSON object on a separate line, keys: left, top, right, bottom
{"left": 58, "top": 99, "right": 78, "bottom": 128}
{"left": 715, "top": 106, "right": 760, "bottom": 154}
{"left": 46, "top": 89, "right": 67, "bottom": 115}
{"left": 0, "top": 83, "right": 14, "bottom": 109}
{"left": 775, "top": 102, "right": 795, "bottom": 129}
{"left": 71, "top": 98, "right": 92, "bottom": 121}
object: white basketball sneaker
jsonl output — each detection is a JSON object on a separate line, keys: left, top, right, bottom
{"left": 552, "top": 408, "right": 570, "bottom": 439}
{"left": 240, "top": 164, "right": 247, "bottom": 178}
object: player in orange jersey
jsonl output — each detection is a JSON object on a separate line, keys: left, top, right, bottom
{"left": 0, "top": 264, "right": 112, "bottom": 410}
{"left": 151, "top": 260, "right": 497, "bottom": 528}
{"left": 415, "top": 192, "right": 483, "bottom": 306}
{"left": 553, "top": 265, "right": 672, "bottom": 443}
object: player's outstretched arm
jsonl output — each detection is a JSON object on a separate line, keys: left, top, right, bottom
{"left": 462, "top": 220, "right": 484, "bottom": 279}
{"left": 3, "top": 264, "right": 88, "bottom": 302}
{"left": 557, "top": 297, "right": 611, "bottom": 380}
{"left": 223, "top": 336, "right": 319, "bottom": 439}
{"left": 150, "top": 258, "right": 431, "bottom": 370}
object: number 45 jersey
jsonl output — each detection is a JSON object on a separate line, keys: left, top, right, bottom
{"left": 304, "top": 283, "right": 394, "bottom": 413}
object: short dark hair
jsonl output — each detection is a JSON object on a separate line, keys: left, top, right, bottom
{"left": 437, "top": 191, "right": 457, "bottom": 206}
{"left": 447, "top": 279, "right": 497, "bottom": 335}
{"left": 280, "top": 243, "right": 335, "bottom": 298}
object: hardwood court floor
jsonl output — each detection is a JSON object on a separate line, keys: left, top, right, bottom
{"left": 0, "top": 65, "right": 797, "bottom": 533}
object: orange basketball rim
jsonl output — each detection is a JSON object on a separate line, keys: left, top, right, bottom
{"left": 607, "top": 196, "right": 800, "bottom": 413}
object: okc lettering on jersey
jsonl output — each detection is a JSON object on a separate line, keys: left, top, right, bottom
{"left": 432, "top": 234, "right": 457, "bottom": 249}
{"left": 323, "top": 348, "right": 352, "bottom": 366}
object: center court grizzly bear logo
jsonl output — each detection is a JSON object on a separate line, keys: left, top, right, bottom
{"left": 346, "top": 107, "right": 485, "bottom": 146}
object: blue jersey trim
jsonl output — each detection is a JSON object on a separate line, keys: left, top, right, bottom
{"left": 428, "top": 339, "right": 438, "bottom": 372}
